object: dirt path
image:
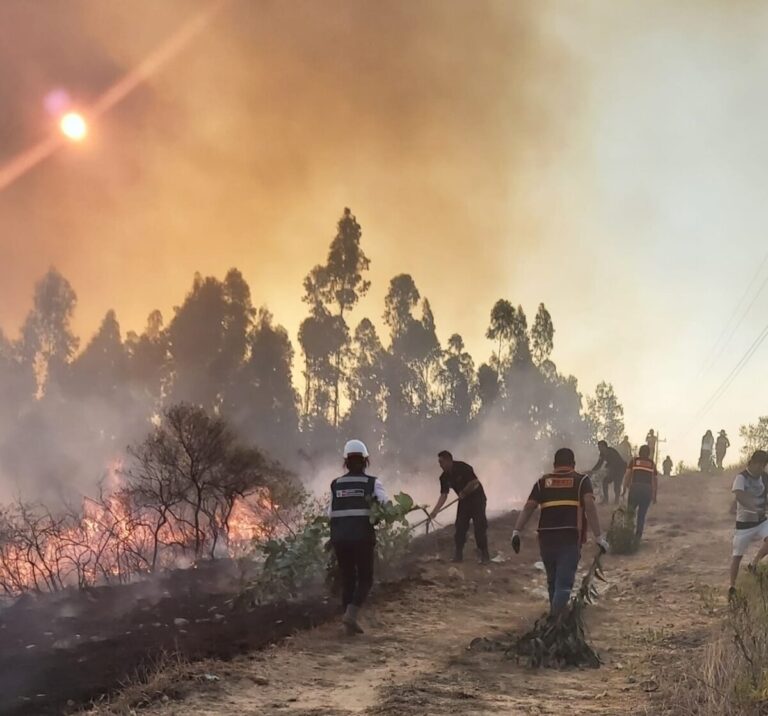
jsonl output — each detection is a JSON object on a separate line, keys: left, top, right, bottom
{"left": 134, "top": 474, "right": 734, "bottom": 716}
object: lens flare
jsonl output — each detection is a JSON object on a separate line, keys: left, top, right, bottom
{"left": 59, "top": 112, "right": 88, "bottom": 142}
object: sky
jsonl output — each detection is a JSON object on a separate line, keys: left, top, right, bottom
{"left": 1, "top": 0, "right": 767, "bottom": 464}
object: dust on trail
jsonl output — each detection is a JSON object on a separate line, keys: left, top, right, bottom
{"left": 139, "top": 474, "right": 733, "bottom": 716}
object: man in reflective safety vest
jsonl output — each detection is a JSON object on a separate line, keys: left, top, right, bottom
{"left": 330, "top": 439, "right": 388, "bottom": 635}
{"left": 511, "top": 448, "right": 608, "bottom": 614}
{"left": 622, "top": 444, "right": 658, "bottom": 540}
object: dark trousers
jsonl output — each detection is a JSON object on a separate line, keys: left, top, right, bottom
{"left": 455, "top": 494, "right": 489, "bottom": 557}
{"left": 333, "top": 539, "right": 375, "bottom": 608}
{"left": 602, "top": 471, "right": 622, "bottom": 503}
{"left": 628, "top": 483, "right": 653, "bottom": 539}
{"left": 539, "top": 540, "right": 581, "bottom": 613}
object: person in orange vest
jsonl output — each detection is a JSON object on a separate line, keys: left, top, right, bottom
{"left": 622, "top": 444, "right": 658, "bottom": 540}
{"left": 511, "top": 447, "right": 608, "bottom": 614}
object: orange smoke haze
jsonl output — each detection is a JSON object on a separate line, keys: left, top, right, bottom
{"left": 3, "top": 1, "right": 768, "bottom": 462}
{"left": 0, "top": 0, "right": 571, "bottom": 345}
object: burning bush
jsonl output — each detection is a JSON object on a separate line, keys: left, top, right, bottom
{"left": 0, "top": 404, "right": 300, "bottom": 597}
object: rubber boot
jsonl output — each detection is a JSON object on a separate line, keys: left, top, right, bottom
{"left": 342, "top": 604, "right": 364, "bottom": 635}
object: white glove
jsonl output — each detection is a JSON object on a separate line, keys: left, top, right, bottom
{"left": 597, "top": 535, "right": 610, "bottom": 554}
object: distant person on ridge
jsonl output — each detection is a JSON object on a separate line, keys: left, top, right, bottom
{"left": 662, "top": 455, "right": 673, "bottom": 477}
{"left": 512, "top": 447, "right": 608, "bottom": 615}
{"left": 729, "top": 450, "right": 768, "bottom": 600}
{"left": 622, "top": 444, "right": 658, "bottom": 541}
{"left": 646, "top": 429, "right": 657, "bottom": 461}
{"left": 429, "top": 451, "right": 490, "bottom": 563}
{"left": 618, "top": 435, "right": 633, "bottom": 465}
{"left": 590, "top": 440, "right": 627, "bottom": 504}
{"left": 716, "top": 430, "right": 731, "bottom": 470}
{"left": 699, "top": 430, "right": 715, "bottom": 473}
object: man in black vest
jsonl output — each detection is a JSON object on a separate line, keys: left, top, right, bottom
{"left": 512, "top": 448, "right": 608, "bottom": 615}
{"left": 622, "top": 444, "right": 658, "bottom": 540}
{"left": 429, "top": 451, "right": 490, "bottom": 563}
{"left": 329, "top": 439, "right": 388, "bottom": 635}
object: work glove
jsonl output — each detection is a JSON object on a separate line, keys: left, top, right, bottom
{"left": 596, "top": 535, "right": 610, "bottom": 555}
{"left": 511, "top": 530, "right": 521, "bottom": 554}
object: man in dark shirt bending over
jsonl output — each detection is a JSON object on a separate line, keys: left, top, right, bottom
{"left": 429, "top": 451, "right": 490, "bottom": 563}
{"left": 591, "top": 440, "right": 627, "bottom": 504}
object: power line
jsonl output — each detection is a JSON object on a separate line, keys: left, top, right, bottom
{"left": 698, "top": 250, "right": 768, "bottom": 376}
{"left": 696, "top": 318, "right": 768, "bottom": 419}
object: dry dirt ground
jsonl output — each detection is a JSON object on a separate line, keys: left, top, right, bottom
{"left": 112, "top": 473, "right": 735, "bottom": 716}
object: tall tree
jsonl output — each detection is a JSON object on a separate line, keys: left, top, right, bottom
{"left": 298, "top": 300, "right": 347, "bottom": 428}
{"left": 383, "top": 275, "right": 440, "bottom": 416}
{"left": 476, "top": 363, "right": 500, "bottom": 414}
{"left": 126, "top": 310, "right": 169, "bottom": 404}
{"left": 437, "top": 334, "right": 475, "bottom": 424}
{"left": 68, "top": 310, "right": 127, "bottom": 400}
{"left": 486, "top": 299, "right": 515, "bottom": 371}
{"left": 510, "top": 305, "right": 532, "bottom": 367}
{"left": 225, "top": 308, "right": 299, "bottom": 459}
{"left": 585, "top": 381, "right": 625, "bottom": 447}
{"left": 300, "top": 208, "right": 370, "bottom": 427}
{"left": 531, "top": 303, "right": 555, "bottom": 366}
{"left": 167, "top": 271, "right": 252, "bottom": 410}
{"left": 0, "top": 331, "right": 35, "bottom": 440}
{"left": 20, "top": 269, "right": 79, "bottom": 396}
{"left": 345, "top": 318, "right": 387, "bottom": 443}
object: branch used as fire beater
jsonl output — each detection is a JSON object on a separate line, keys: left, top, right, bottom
{"left": 408, "top": 497, "right": 459, "bottom": 533}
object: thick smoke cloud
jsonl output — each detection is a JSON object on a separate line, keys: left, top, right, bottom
{"left": 0, "top": 0, "right": 574, "bottom": 353}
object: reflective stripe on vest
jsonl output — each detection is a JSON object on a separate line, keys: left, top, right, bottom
{"left": 330, "top": 474, "right": 375, "bottom": 521}
{"left": 329, "top": 508, "right": 371, "bottom": 518}
{"left": 537, "top": 470, "right": 586, "bottom": 534}
{"left": 540, "top": 500, "right": 581, "bottom": 509}
{"left": 631, "top": 458, "right": 655, "bottom": 486}
{"left": 334, "top": 476, "right": 371, "bottom": 485}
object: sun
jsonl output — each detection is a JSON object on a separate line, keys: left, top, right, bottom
{"left": 59, "top": 112, "right": 88, "bottom": 142}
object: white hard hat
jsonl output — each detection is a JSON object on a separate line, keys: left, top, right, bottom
{"left": 344, "top": 439, "right": 369, "bottom": 458}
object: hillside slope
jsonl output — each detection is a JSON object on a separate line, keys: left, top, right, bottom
{"left": 94, "top": 473, "right": 734, "bottom": 716}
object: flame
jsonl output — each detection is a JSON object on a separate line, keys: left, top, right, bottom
{"left": 0, "top": 462, "right": 281, "bottom": 597}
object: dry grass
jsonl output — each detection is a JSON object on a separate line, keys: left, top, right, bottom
{"left": 662, "top": 568, "right": 768, "bottom": 715}
{"left": 77, "top": 651, "right": 225, "bottom": 715}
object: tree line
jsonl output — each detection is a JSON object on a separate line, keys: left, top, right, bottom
{"left": 0, "top": 207, "right": 625, "bottom": 500}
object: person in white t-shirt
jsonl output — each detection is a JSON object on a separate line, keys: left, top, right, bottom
{"left": 729, "top": 450, "right": 768, "bottom": 599}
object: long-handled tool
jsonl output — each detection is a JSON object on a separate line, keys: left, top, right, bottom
{"left": 408, "top": 497, "right": 459, "bottom": 533}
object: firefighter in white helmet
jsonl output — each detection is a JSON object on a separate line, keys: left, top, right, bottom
{"left": 329, "top": 439, "right": 388, "bottom": 635}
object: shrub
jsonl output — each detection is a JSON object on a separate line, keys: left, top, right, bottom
{"left": 606, "top": 507, "right": 639, "bottom": 555}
